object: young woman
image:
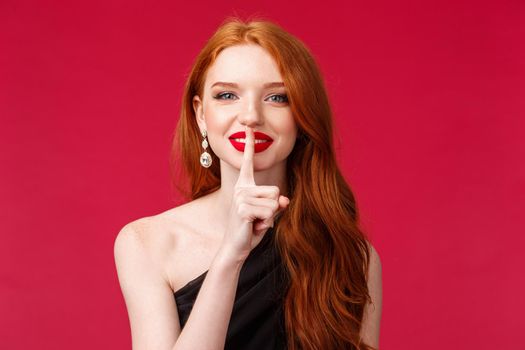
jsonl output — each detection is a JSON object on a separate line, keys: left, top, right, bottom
{"left": 114, "top": 17, "right": 382, "bottom": 350}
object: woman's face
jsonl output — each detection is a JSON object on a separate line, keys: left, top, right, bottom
{"left": 193, "top": 44, "right": 298, "bottom": 172}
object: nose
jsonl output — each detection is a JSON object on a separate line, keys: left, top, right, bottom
{"left": 237, "top": 98, "right": 263, "bottom": 128}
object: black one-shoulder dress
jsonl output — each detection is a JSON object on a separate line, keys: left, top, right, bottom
{"left": 174, "top": 223, "right": 290, "bottom": 349}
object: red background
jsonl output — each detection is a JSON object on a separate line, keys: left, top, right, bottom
{"left": 2, "top": 0, "right": 524, "bottom": 349}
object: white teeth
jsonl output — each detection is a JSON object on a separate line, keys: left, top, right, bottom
{"left": 232, "top": 138, "right": 269, "bottom": 144}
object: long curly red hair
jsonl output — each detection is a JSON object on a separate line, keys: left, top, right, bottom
{"left": 170, "top": 16, "right": 375, "bottom": 350}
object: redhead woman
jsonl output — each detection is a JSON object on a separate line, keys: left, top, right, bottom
{"left": 114, "top": 17, "right": 382, "bottom": 350}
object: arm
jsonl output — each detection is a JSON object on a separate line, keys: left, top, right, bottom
{"left": 360, "top": 243, "right": 383, "bottom": 349}
{"left": 114, "top": 128, "right": 282, "bottom": 349}
{"left": 173, "top": 246, "right": 244, "bottom": 350}
{"left": 114, "top": 222, "right": 245, "bottom": 350}
{"left": 114, "top": 222, "right": 180, "bottom": 350}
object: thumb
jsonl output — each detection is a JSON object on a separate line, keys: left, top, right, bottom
{"left": 269, "top": 196, "right": 290, "bottom": 228}
{"left": 278, "top": 195, "right": 290, "bottom": 210}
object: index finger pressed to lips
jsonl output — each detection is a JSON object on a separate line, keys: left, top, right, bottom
{"left": 236, "top": 125, "right": 256, "bottom": 187}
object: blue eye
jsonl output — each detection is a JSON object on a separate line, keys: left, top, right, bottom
{"left": 268, "top": 94, "right": 288, "bottom": 103}
{"left": 214, "top": 92, "right": 237, "bottom": 100}
{"left": 213, "top": 92, "right": 288, "bottom": 103}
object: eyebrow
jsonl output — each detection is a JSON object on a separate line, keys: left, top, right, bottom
{"left": 210, "top": 81, "right": 285, "bottom": 89}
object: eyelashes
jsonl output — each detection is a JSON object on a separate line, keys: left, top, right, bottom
{"left": 213, "top": 92, "right": 237, "bottom": 100}
{"left": 268, "top": 94, "right": 289, "bottom": 103}
{"left": 212, "top": 92, "right": 289, "bottom": 104}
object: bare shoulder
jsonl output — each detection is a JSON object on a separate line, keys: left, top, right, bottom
{"left": 360, "top": 242, "right": 382, "bottom": 349}
{"left": 113, "top": 211, "right": 185, "bottom": 349}
{"left": 114, "top": 214, "right": 175, "bottom": 267}
{"left": 114, "top": 198, "right": 218, "bottom": 293}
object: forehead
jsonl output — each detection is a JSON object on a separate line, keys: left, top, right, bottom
{"left": 205, "top": 44, "right": 283, "bottom": 87}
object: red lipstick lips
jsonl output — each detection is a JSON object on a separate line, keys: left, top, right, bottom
{"left": 229, "top": 131, "right": 274, "bottom": 153}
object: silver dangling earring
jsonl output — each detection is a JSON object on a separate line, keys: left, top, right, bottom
{"left": 200, "top": 130, "right": 212, "bottom": 168}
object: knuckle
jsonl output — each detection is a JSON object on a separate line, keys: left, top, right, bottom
{"left": 235, "top": 193, "right": 246, "bottom": 204}
{"left": 237, "top": 203, "right": 249, "bottom": 217}
{"left": 234, "top": 188, "right": 247, "bottom": 201}
{"left": 271, "top": 186, "right": 280, "bottom": 198}
{"left": 234, "top": 187, "right": 244, "bottom": 196}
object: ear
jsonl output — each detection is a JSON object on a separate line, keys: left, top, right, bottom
{"left": 192, "top": 95, "right": 206, "bottom": 132}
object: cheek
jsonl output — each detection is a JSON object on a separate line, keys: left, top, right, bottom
{"left": 203, "top": 110, "right": 231, "bottom": 154}
{"left": 281, "top": 115, "right": 298, "bottom": 137}
{"left": 277, "top": 116, "right": 298, "bottom": 151}
{"left": 204, "top": 107, "right": 230, "bottom": 136}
